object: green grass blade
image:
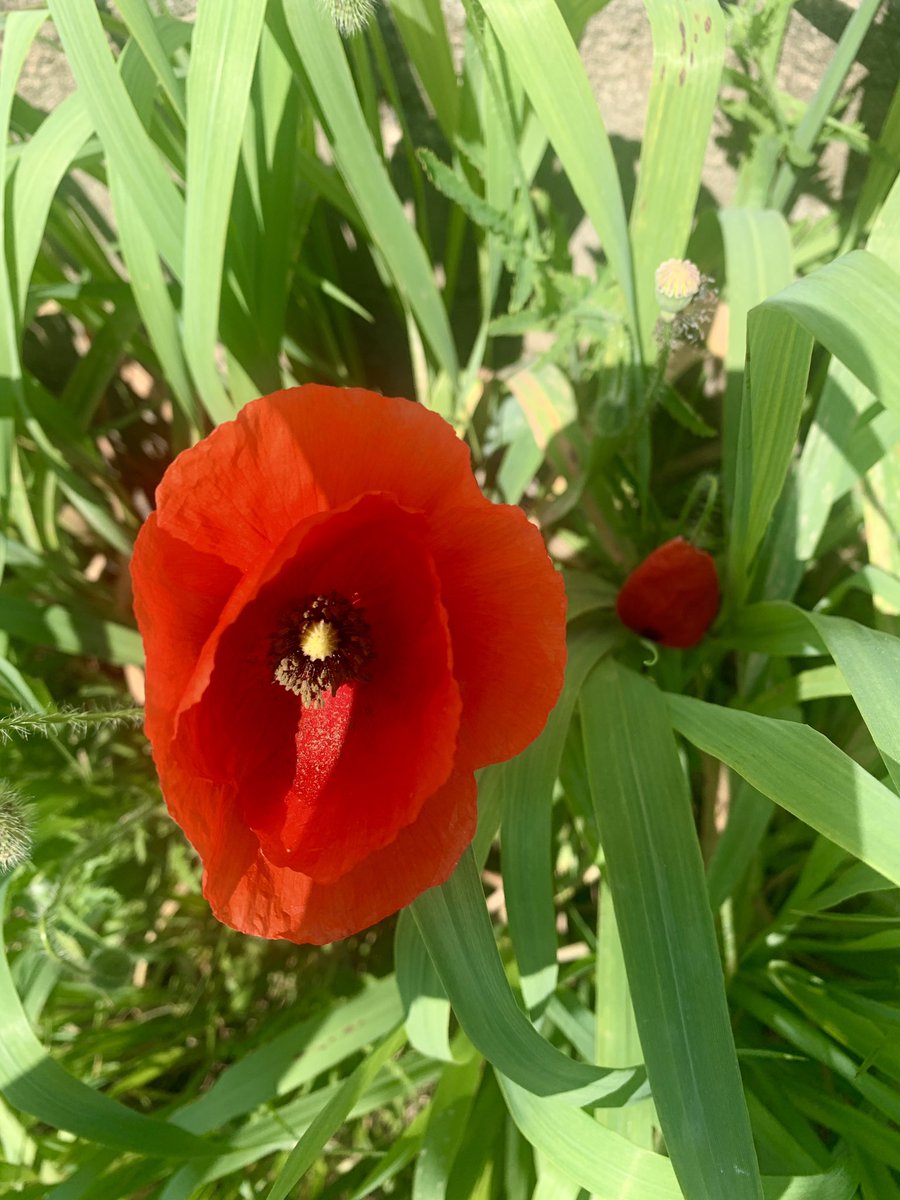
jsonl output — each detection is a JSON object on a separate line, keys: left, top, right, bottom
{"left": 412, "top": 1054, "right": 483, "bottom": 1200}
{"left": 477, "top": 0, "right": 637, "bottom": 337}
{"left": 390, "top": 0, "right": 459, "bottom": 141}
{"left": 411, "top": 847, "right": 646, "bottom": 1107}
{"left": 629, "top": 0, "right": 724, "bottom": 356}
{"left": 595, "top": 876, "right": 655, "bottom": 1146}
{"left": 47, "top": 0, "right": 185, "bottom": 273}
{"left": 771, "top": 0, "right": 883, "bottom": 211}
{"left": 729, "top": 250, "right": 900, "bottom": 600}
{"left": 183, "top": 0, "right": 268, "bottom": 421}
{"left": 580, "top": 659, "right": 763, "bottom": 1200}
{"left": 395, "top": 908, "right": 457, "bottom": 1063}
{"left": 10, "top": 93, "right": 93, "bottom": 318}
{"left": 499, "top": 1075, "right": 853, "bottom": 1200}
{"left": 0, "top": 11, "right": 47, "bottom": 515}
{"left": 265, "top": 1026, "right": 406, "bottom": 1200}
{"left": 278, "top": 0, "right": 458, "bottom": 381}
{"left": 115, "top": 0, "right": 186, "bottom": 122}
{"left": 718, "top": 208, "right": 793, "bottom": 508}
{"left": 502, "top": 627, "right": 615, "bottom": 1013}
{"left": 668, "top": 695, "right": 900, "bottom": 889}
{"left": 808, "top": 614, "right": 900, "bottom": 794}
{"left": 108, "top": 162, "right": 196, "bottom": 423}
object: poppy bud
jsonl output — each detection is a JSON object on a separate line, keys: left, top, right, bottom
{"left": 0, "top": 785, "right": 32, "bottom": 873}
{"left": 318, "top": 0, "right": 376, "bottom": 35}
{"left": 655, "top": 258, "right": 701, "bottom": 316}
{"left": 616, "top": 537, "right": 719, "bottom": 649}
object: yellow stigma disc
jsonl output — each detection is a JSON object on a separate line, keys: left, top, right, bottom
{"left": 300, "top": 619, "right": 339, "bottom": 662}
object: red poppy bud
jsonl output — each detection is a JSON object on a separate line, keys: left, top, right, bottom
{"left": 131, "top": 386, "right": 566, "bottom": 944}
{"left": 616, "top": 537, "right": 719, "bottom": 649}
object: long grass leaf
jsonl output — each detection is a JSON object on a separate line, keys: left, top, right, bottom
{"left": 668, "top": 695, "right": 900, "bottom": 888}
{"left": 499, "top": 1075, "right": 854, "bottom": 1200}
{"left": 581, "top": 659, "right": 762, "bottom": 1200}
{"left": 411, "top": 848, "right": 646, "bottom": 1107}
{"left": 183, "top": 0, "right": 268, "bottom": 421}
{"left": 47, "top": 0, "right": 184, "bottom": 272}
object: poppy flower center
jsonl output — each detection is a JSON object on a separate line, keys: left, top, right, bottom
{"left": 270, "top": 592, "right": 373, "bottom": 709}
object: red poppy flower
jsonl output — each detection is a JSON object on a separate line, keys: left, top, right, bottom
{"left": 131, "top": 386, "right": 566, "bottom": 944}
{"left": 616, "top": 537, "right": 719, "bottom": 648}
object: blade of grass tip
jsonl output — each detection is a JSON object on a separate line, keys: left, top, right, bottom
{"left": 11, "top": 93, "right": 94, "bottom": 318}
{"left": 667, "top": 694, "right": 900, "bottom": 889}
{"left": 115, "top": 0, "right": 186, "bottom": 122}
{"left": 477, "top": 0, "right": 637, "bottom": 340}
{"left": 411, "top": 847, "right": 647, "bottom": 1107}
{"left": 276, "top": 0, "right": 458, "bottom": 383}
{"left": 183, "top": 0, "right": 267, "bottom": 422}
{"left": 581, "top": 659, "right": 763, "bottom": 1200}
{"left": 630, "top": 0, "right": 724, "bottom": 357}
{"left": 806, "top": 612, "right": 900, "bottom": 794}
{"left": 771, "top": 0, "right": 883, "bottom": 212}
{"left": 264, "top": 1026, "right": 406, "bottom": 1200}
{"left": 48, "top": 0, "right": 185, "bottom": 274}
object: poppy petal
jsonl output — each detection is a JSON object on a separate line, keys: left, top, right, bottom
{"left": 201, "top": 767, "right": 477, "bottom": 945}
{"left": 428, "top": 501, "right": 567, "bottom": 769}
{"left": 173, "top": 493, "right": 461, "bottom": 883}
{"left": 131, "top": 513, "right": 240, "bottom": 748}
{"left": 154, "top": 386, "right": 480, "bottom": 572}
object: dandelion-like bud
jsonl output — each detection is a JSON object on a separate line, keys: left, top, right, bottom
{"left": 0, "top": 784, "right": 32, "bottom": 873}
{"left": 655, "top": 258, "right": 702, "bottom": 316}
{"left": 318, "top": 0, "right": 376, "bottom": 36}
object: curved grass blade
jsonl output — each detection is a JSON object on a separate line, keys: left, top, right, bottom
{"left": 729, "top": 250, "right": 900, "bottom": 601}
{"left": 411, "top": 848, "right": 646, "bottom": 1107}
{"left": 499, "top": 1076, "right": 853, "bottom": 1200}
{"left": 806, "top": 613, "right": 900, "bottom": 793}
{"left": 581, "top": 659, "right": 763, "bottom": 1200}
{"left": 668, "top": 695, "right": 900, "bottom": 888}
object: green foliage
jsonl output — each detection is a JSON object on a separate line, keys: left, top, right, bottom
{"left": 1, "top": 0, "right": 899, "bottom": 1196}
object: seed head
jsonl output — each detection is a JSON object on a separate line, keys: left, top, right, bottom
{"left": 318, "top": 0, "right": 377, "bottom": 36}
{"left": 0, "top": 784, "right": 32, "bottom": 873}
{"left": 655, "top": 258, "right": 702, "bottom": 315}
